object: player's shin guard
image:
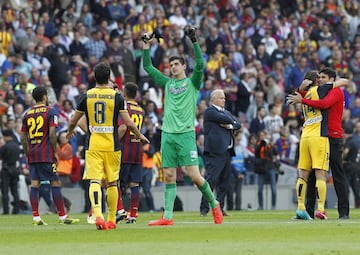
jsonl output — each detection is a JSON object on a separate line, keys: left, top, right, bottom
{"left": 316, "top": 179, "right": 327, "bottom": 212}
{"left": 89, "top": 180, "right": 103, "bottom": 218}
{"left": 106, "top": 184, "right": 118, "bottom": 223}
{"left": 164, "top": 183, "right": 176, "bottom": 219}
{"left": 296, "top": 178, "right": 307, "bottom": 211}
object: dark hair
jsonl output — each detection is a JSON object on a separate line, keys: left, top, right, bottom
{"left": 32, "top": 86, "right": 47, "bottom": 102}
{"left": 124, "top": 82, "right": 138, "bottom": 99}
{"left": 169, "top": 56, "right": 185, "bottom": 65}
{"left": 62, "top": 99, "right": 73, "bottom": 108}
{"left": 319, "top": 67, "right": 336, "bottom": 80}
{"left": 257, "top": 106, "right": 265, "bottom": 112}
{"left": 94, "top": 62, "right": 110, "bottom": 84}
{"left": 304, "top": 70, "right": 318, "bottom": 85}
{"left": 268, "top": 103, "right": 275, "bottom": 111}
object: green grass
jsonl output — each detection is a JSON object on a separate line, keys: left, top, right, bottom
{"left": 1, "top": 210, "right": 360, "bottom": 255}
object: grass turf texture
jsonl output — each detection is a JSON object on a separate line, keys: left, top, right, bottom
{"left": 1, "top": 210, "right": 360, "bottom": 255}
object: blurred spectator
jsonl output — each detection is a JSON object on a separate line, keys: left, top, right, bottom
{"left": 35, "top": 24, "right": 52, "bottom": 48}
{"left": 228, "top": 131, "right": 247, "bottom": 210}
{"left": 0, "top": 21, "right": 12, "bottom": 56}
{"left": 69, "top": 30, "right": 87, "bottom": 60}
{"left": 263, "top": 75, "right": 283, "bottom": 105}
{"left": 28, "top": 44, "right": 51, "bottom": 77}
{"left": 40, "top": 11, "right": 57, "bottom": 39}
{"left": 287, "top": 56, "right": 310, "bottom": 93}
{"left": 263, "top": 103, "right": 284, "bottom": 144}
{"left": 17, "top": 25, "right": 37, "bottom": 53}
{"left": 254, "top": 130, "right": 278, "bottom": 210}
{"left": 0, "top": 128, "right": 21, "bottom": 214}
{"left": 79, "top": 3, "right": 93, "bottom": 32}
{"left": 351, "top": 97, "right": 360, "bottom": 121}
{"left": 249, "top": 106, "right": 266, "bottom": 136}
{"left": 85, "top": 30, "right": 106, "bottom": 62}
{"left": 342, "top": 128, "right": 360, "bottom": 208}
{"left": 246, "top": 90, "right": 268, "bottom": 122}
{"left": 342, "top": 108, "right": 355, "bottom": 133}
{"left": 58, "top": 22, "right": 72, "bottom": 52}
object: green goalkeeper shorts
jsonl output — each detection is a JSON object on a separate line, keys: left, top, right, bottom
{"left": 161, "top": 131, "right": 199, "bottom": 168}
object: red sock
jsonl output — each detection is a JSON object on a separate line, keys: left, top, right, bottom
{"left": 30, "top": 187, "right": 39, "bottom": 217}
{"left": 52, "top": 186, "right": 66, "bottom": 217}
{"left": 130, "top": 186, "right": 140, "bottom": 217}
{"left": 117, "top": 185, "right": 124, "bottom": 211}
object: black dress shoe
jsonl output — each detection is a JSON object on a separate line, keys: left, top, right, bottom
{"left": 200, "top": 211, "right": 208, "bottom": 216}
{"left": 339, "top": 215, "right": 350, "bottom": 219}
{"left": 222, "top": 211, "right": 230, "bottom": 216}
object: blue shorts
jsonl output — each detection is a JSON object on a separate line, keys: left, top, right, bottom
{"left": 29, "top": 163, "right": 60, "bottom": 182}
{"left": 120, "top": 164, "right": 142, "bottom": 184}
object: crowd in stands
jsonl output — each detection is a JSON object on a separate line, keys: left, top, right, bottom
{"left": 1, "top": 0, "right": 360, "bottom": 212}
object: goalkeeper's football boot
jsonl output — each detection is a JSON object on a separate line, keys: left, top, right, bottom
{"left": 148, "top": 214, "right": 174, "bottom": 226}
{"left": 211, "top": 201, "right": 223, "bottom": 224}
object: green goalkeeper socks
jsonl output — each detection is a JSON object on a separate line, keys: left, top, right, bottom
{"left": 164, "top": 183, "right": 176, "bottom": 219}
{"left": 199, "top": 181, "right": 217, "bottom": 208}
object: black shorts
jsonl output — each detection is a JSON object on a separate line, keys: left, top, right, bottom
{"left": 120, "top": 163, "right": 142, "bottom": 184}
{"left": 29, "top": 163, "right": 60, "bottom": 182}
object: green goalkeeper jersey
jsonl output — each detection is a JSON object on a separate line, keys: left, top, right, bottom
{"left": 143, "top": 43, "right": 204, "bottom": 133}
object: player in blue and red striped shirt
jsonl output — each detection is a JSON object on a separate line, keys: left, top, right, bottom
{"left": 21, "top": 86, "right": 79, "bottom": 225}
{"left": 116, "top": 82, "right": 145, "bottom": 224}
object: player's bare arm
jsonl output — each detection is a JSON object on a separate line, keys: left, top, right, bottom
{"left": 120, "top": 111, "right": 150, "bottom": 144}
{"left": 118, "top": 124, "right": 127, "bottom": 140}
{"left": 66, "top": 111, "right": 83, "bottom": 139}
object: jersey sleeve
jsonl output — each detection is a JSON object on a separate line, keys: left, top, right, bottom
{"left": 189, "top": 43, "right": 204, "bottom": 90}
{"left": 76, "top": 94, "right": 87, "bottom": 113}
{"left": 143, "top": 49, "right": 170, "bottom": 88}
{"left": 301, "top": 88, "right": 340, "bottom": 109}
{"left": 48, "top": 108, "right": 58, "bottom": 127}
{"left": 116, "top": 93, "right": 128, "bottom": 112}
{"left": 317, "top": 83, "right": 333, "bottom": 99}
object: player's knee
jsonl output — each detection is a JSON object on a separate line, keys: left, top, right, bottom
{"left": 107, "top": 181, "right": 117, "bottom": 187}
{"left": 90, "top": 180, "right": 102, "bottom": 186}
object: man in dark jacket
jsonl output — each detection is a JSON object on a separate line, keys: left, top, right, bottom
{"left": 200, "top": 89, "right": 241, "bottom": 216}
{"left": 0, "top": 129, "right": 21, "bottom": 214}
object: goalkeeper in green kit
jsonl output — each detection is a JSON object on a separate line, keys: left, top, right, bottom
{"left": 143, "top": 27, "right": 223, "bottom": 226}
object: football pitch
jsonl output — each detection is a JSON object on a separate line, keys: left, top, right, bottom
{"left": 1, "top": 210, "right": 360, "bottom": 255}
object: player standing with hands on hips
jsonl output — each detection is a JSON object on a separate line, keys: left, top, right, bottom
{"left": 142, "top": 27, "right": 223, "bottom": 226}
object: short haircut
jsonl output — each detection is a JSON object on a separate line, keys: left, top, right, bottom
{"left": 169, "top": 55, "right": 185, "bottom": 65}
{"left": 32, "top": 86, "right": 48, "bottom": 102}
{"left": 94, "top": 62, "right": 110, "bottom": 84}
{"left": 319, "top": 67, "right": 336, "bottom": 80}
{"left": 124, "top": 82, "right": 138, "bottom": 99}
